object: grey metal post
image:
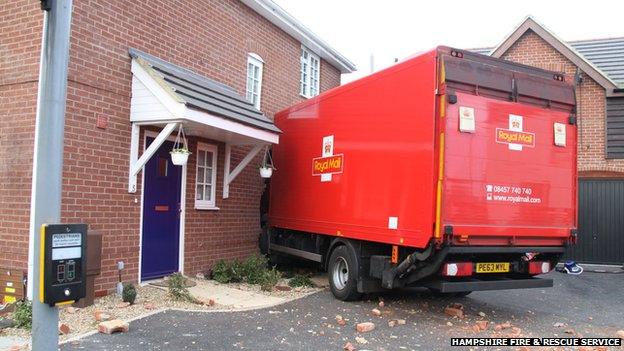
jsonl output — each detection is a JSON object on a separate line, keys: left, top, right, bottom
{"left": 27, "top": 0, "right": 73, "bottom": 349}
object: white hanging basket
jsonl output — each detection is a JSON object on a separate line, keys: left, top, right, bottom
{"left": 170, "top": 150, "right": 190, "bottom": 166}
{"left": 259, "top": 146, "right": 276, "bottom": 178}
{"left": 171, "top": 124, "right": 191, "bottom": 166}
{"left": 259, "top": 166, "right": 273, "bottom": 178}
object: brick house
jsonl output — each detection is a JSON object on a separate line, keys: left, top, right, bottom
{"left": 0, "top": 0, "right": 355, "bottom": 297}
{"left": 471, "top": 16, "right": 624, "bottom": 264}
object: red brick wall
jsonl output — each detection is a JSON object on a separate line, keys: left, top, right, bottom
{"left": 182, "top": 141, "right": 265, "bottom": 276}
{"left": 500, "top": 30, "right": 624, "bottom": 176}
{"left": 0, "top": 0, "right": 342, "bottom": 294}
{"left": 0, "top": 1, "right": 43, "bottom": 272}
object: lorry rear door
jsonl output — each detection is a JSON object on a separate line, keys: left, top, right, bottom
{"left": 439, "top": 52, "right": 577, "bottom": 246}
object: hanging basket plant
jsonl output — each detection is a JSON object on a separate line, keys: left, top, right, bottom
{"left": 259, "top": 146, "right": 276, "bottom": 178}
{"left": 170, "top": 124, "right": 191, "bottom": 166}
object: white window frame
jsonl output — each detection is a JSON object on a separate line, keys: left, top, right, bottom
{"left": 300, "top": 46, "right": 320, "bottom": 98}
{"left": 246, "top": 53, "right": 264, "bottom": 109}
{"left": 195, "top": 142, "right": 218, "bottom": 210}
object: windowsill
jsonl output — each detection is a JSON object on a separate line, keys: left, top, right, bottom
{"left": 300, "top": 93, "right": 311, "bottom": 99}
{"left": 194, "top": 205, "right": 220, "bottom": 211}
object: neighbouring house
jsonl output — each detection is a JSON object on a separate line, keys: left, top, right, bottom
{"left": 470, "top": 16, "right": 624, "bottom": 265}
{"left": 0, "top": 0, "right": 355, "bottom": 297}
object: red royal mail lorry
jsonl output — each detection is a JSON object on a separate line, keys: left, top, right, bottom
{"left": 264, "top": 46, "right": 577, "bottom": 300}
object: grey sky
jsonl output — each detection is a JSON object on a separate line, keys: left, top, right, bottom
{"left": 274, "top": 0, "right": 624, "bottom": 82}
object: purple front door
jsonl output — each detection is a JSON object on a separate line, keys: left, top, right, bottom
{"left": 141, "top": 137, "right": 182, "bottom": 280}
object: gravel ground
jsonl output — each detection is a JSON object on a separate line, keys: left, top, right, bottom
{"left": 60, "top": 271, "right": 624, "bottom": 351}
{"left": 223, "top": 279, "right": 319, "bottom": 299}
{"left": 0, "top": 275, "right": 320, "bottom": 347}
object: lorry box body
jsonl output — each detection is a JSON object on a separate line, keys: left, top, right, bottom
{"left": 266, "top": 47, "right": 577, "bottom": 299}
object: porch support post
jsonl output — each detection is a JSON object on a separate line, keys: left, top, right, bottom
{"left": 128, "top": 122, "right": 177, "bottom": 193}
{"left": 223, "top": 144, "right": 263, "bottom": 199}
{"left": 223, "top": 144, "right": 232, "bottom": 198}
{"left": 128, "top": 123, "right": 140, "bottom": 192}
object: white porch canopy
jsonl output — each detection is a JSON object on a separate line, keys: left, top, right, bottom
{"left": 127, "top": 48, "right": 280, "bottom": 197}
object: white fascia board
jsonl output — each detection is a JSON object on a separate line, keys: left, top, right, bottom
{"left": 241, "top": 0, "right": 356, "bottom": 73}
{"left": 131, "top": 59, "right": 186, "bottom": 119}
{"left": 488, "top": 15, "right": 532, "bottom": 57}
{"left": 185, "top": 108, "right": 279, "bottom": 144}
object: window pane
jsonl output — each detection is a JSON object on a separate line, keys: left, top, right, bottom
{"left": 197, "top": 167, "right": 204, "bottom": 185}
{"left": 246, "top": 76, "right": 253, "bottom": 101}
{"left": 205, "top": 184, "right": 212, "bottom": 201}
{"left": 205, "top": 167, "right": 212, "bottom": 185}
{"left": 196, "top": 184, "right": 203, "bottom": 200}
{"left": 198, "top": 150, "right": 205, "bottom": 167}
{"left": 205, "top": 151, "right": 213, "bottom": 166}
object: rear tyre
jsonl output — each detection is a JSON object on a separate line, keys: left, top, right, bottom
{"left": 328, "top": 245, "right": 362, "bottom": 301}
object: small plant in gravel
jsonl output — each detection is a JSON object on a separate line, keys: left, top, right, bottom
{"left": 288, "top": 274, "right": 314, "bottom": 288}
{"left": 167, "top": 273, "right": 196, "bottom": 302}
{"left": 13, "top": 300, "right": 32, "bottom": 330}
{"left": 241, "top": 254, "right": 269, "bottom": 285}
{"left": 259, "top": 267, "right": 282, "bottom": 291}
{"left": 211, "top": 255, "right": 281, "bottom": 291}
{"left": 122, "top": 283, "right": 137, "bottom": 305}
{"left": 212, "top": 259, "right": 241, "bottom": 283}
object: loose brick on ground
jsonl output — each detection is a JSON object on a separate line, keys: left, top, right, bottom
{"left": 98, "top": 319, "right": 130, "bottom": 334}
{"left": 356, "top": 322, "right": 375, "bottom": 333}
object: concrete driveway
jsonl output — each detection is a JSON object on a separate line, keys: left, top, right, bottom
{"left": 61, "top": 271, "right": 624, "bottom": 350}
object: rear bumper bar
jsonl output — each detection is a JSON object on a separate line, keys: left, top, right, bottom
{"left": 447, "top": 246, "right": 565, "bottom": 254}
{"left": 373, "top": 245, "right": 564, "bottom": 290}
{"left": 424, "top": 277, "right": 553, "bottom": 293}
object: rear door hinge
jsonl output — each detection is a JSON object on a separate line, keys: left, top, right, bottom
{"left": 511, "top": 77, "right": 519, "bottom": 102}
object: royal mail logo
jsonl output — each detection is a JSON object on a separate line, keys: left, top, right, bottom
{"left": 496, "top": 114, "right": 535, "bottom": 151}
{"left": 312, "top": 155, "right": 344, "bottom": 175}
{"left": 314, "top": 135, "right": 343, "bottom": 182}
{"left": 495, "top": 128, "right": 535, "bottom": 147}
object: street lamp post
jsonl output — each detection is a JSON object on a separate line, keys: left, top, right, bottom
{"left": 27, "top": 1, "right": 73, "bottom": 349}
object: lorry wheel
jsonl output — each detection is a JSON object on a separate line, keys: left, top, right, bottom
{"left": 328, "top": 245, "right": 362, "bottom": 301}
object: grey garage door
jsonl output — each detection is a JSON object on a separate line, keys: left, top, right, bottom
{"left": 564, "top": 179, "right": 624, "bottom": 265}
